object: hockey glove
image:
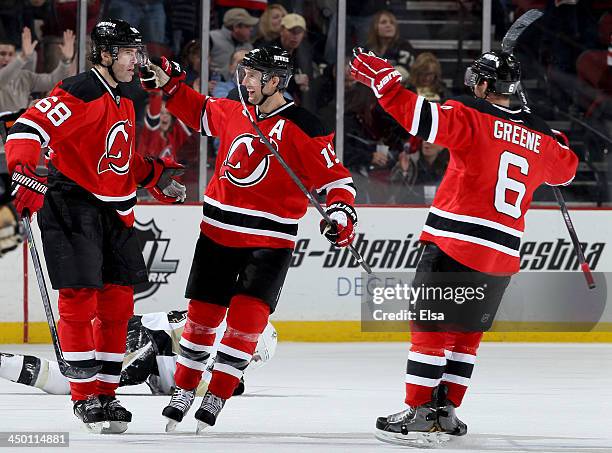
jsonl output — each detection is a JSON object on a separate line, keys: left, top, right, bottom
{"left": 349, "top": 47, "right": 402, "bottom": 98}
{"left": 140, "top": 57, "right": 186, "bottom": 96}
{"left": 10, "top": 164, "right": 47, "bottom": 218}
{"left": 319, "top": 202, "right": 357, "bottom": 247}
{"left": 146, "top": 157, "right": 187, "bottom": 204}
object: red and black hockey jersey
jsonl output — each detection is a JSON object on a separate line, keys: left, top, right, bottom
{"left": 378, "top": 86, "right": 578, "bottom": 274}
{"left": 166, "top": 84, "right": 356, "bottom": 248}
{"left": 5, "top": 68, "right": 156, "bottom": 226}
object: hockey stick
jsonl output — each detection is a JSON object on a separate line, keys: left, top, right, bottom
{"left": 21, "top": 211, "right": 102, "bottom": 378}
{"left": 503, "top": 10, "right": 596, "bottom": 289}
{"left": 234, "top": 79, "right": 372, "bottom": 274}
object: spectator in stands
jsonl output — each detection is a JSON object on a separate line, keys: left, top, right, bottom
{"left": 254, "top": 4, "right": 287, "bottom": 46}
{"left": 366, "top": 10, "right": 416, "bottom": 75}
{"left": 104, "top": 0, "right": 167, "bottom": 44}
{"left": 0, "top": 27, "right": 75, "bottom": 113}
{"left": 137, "top": 93, "right": 193, "bottom": 162}
{"left": 210, "top": 8, "right": 258, "bottom": 81}
{"left": 168, "top": 0, "right": 200, "bottom": 56}
{"left": 212, "top": 48, "right": 250, "bottom": 98}
{"left": 269, "top": 13, "right": 314, "bottom": 109}
{"left": 214, "top": 0, "right": 268, "bottom": 20}
{"left": 181, "top": 39, "right": 202, "bottom": 86}
{"left": 343, "top": 84, "right": 408, "bottom": 203}
{"left": 405, "top": 52, "right": 446, "bottom": 99}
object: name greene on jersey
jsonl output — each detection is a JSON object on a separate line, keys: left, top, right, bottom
{"left": 166, "top": 84, "right": 356, "bottom": 248}
{"left": 377, "top": 86, "right": 578, "bottom": 274}
{"left": 4, "top": 68, "right": 157, "bottom": 226}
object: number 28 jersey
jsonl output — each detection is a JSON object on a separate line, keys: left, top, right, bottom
{"left": 379, "top": 88, "right": 578, "bottom": 274}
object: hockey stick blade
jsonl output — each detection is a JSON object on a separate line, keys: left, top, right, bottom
{"left": 501, "top": 9, "right": 544, "bottom": 53}
{"left": 235, "top": 80, "right": 373, "bottom": 274}
{"left": 22, "top": 213, "right": 102, "bottom": 379}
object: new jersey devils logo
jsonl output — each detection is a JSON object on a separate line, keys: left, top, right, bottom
{"left": 220, "top": 133, "right": 275, "bottom": 187}
{"left": 98, "top": 120, "right": 133, "bottom": 175}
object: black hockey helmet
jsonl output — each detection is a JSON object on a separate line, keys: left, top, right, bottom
{"left": 238, "top": 46, "right": 293, "bottom": 90}
{"left": 464, "top": 51, "right": 521, "bottom": 96}
{"left": 90, "top": 19, "right": 146, "bottom": 66}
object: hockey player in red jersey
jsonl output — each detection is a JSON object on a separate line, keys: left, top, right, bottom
{"left": 139, "top": 46, "right": 358, "bottom": 433}
{"left": 350, "top": 48, "right": 578, "bottom": 445}
{"left": 4, "top": 20, "right": 186, "bottom": 434}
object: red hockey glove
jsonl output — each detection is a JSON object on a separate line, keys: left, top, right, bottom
{"left": 11, "top": 164, "right": 47, "bottom": 218}
{"left": 146, "top": 157, "right": 186, "bottom": 204}
{"left": 349, "top": 47, "right": 402, "bottom": 98}
{"left": 319, "top": 202, "right": 357, "bottom": 247}
{"left": 139, "top": 57, "right": 186, "bottom": 96}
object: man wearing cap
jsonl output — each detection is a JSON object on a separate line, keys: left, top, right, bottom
{"left": 270, "top": 13, "right": 313, "bottom": 110}
{"left": 210, "top": 8, "right": 258, "bottom": 81}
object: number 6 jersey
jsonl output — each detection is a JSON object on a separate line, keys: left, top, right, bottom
{"left": 377, "top": 86, "right": 578, "bottom": 274}
{"left": 5, "top": 68, "right": 156, "bottom": 226}
{"left": 166, "top": 84, "right": 356, "bottom": 249}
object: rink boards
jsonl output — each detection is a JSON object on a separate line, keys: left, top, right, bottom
{"left": 0, "top": 205, "right": 610, "bottom": 343}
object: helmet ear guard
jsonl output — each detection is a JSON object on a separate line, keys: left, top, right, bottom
{"left": 464, "top": 51, "right": 521, "bottom": 96}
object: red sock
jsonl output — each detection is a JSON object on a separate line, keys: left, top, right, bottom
{"left": 57, "top": 288, "right": 97, "bottom": 401}
{"left": 441, "top": 331, "right": 482, "bottom": 407}
{"left": 208, "top": 295, "right": 270, "bottom": 399}
{"left": 174, "top": 300, "right": 226, "bottom": 390}
{"left": 94, "top": 284, "right": 134, "bottom": 396}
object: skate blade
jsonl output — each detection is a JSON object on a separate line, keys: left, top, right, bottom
{"left": 102, "top": 421, "right": 129, "bottom": 434}
{"left": 82, "top": 421, "right": 104, "bottom": 435}
{"left": 196, "top": 420, "right": 211, "bottom": 435}
{"left": 165, "top": 417, "right": 179, "bottom": 433}
{"left": 374, "top": 429, "right": 450, "bottom": 448}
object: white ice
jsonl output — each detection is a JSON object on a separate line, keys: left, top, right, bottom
{"left": 0, "top": 342, "right": 611, "bottom": 453}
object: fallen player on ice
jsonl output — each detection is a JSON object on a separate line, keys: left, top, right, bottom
{"left": 0, "top": 310, "right": 277, "bottom": 398}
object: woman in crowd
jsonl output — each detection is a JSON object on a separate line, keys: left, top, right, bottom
{"left": 405, "top": 52, "right": 446, "bottom": 99}
{"left": 365, "top": 10, "right": 416, "bottom": 75}
{"left": 254, "top": 4, "right": 287, "bottom": 46}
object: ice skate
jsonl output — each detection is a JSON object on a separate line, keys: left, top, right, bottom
{"left": 99, "top": 395, "right": 132, "bottom": 434}
{"left": 73, "top": 396, "right": 105, "bottom": 434}
{"left": 194, "top": 390, "right": 226, "bottom": 434}
{"left": 162, "top": 386, "right": 196, "bottom": 432}
{"left": 233, "top": 377, "right": 245, "bottom": 396}
{"left": 375, "top": 402, "right": 450, "bottom": 447}
{"left": 435, "top": 385, "right": 467, "bottom": 436}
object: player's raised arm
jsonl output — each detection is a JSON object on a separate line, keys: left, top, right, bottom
{"left": 349, "top": 48, "right": 472, "bottom": 151}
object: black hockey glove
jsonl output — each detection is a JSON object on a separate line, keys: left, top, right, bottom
{"left": 145, "top": 157, "right": 186, "bottom": 204}
{"left": 320, "top": 202, "right": 357, "bottom": 247}
{"left": 140, "top": 57, "right": 186, "bottom": 96}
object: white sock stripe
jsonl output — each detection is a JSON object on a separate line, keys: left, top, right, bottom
{"left": 96, "top": 373, "right": 121, "bottom": 383}
{"left": 177, "top": 355, "right": 208, "bottom": 371}
{"left": 405, "top": 374, "right": 442, "bottom": 387}
{"left": 212, "top": 362, "right": 243, "bottom": 379}
{"left": 408, "top": 351, "right": 447, "bottom": 366}
{"left": 409, "top": 96, "right": 425, "bottom": 135}
{"left": 63, "top": 350, "right": 96, "bottom": 361}
{"left": 179, "top": 337, "right": 213, "bottom": 353}
{"left": 444, "top": 350, "right": 477, "bottom": 364}
{"left": 95, "top": 351, "right": 124, "bottom": 362}
{"left": 442, "top": 373, "right": 471, "bottom": 387}
{"left": 217, "top": 344, "right": 252, "bottom": 361}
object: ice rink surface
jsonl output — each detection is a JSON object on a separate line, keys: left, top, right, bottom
{"left": 0, "top": 342, "right": 610, "bottom": 453}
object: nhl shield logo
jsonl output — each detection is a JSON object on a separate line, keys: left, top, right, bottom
{"left": 220, "top": 133, "right": 275, "bottom": 187}
{"left": 134, "top": 219, "right": 179, "bottom": 301}
{"left": 98, "top": 119, "right": 133, "bottom": 175}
